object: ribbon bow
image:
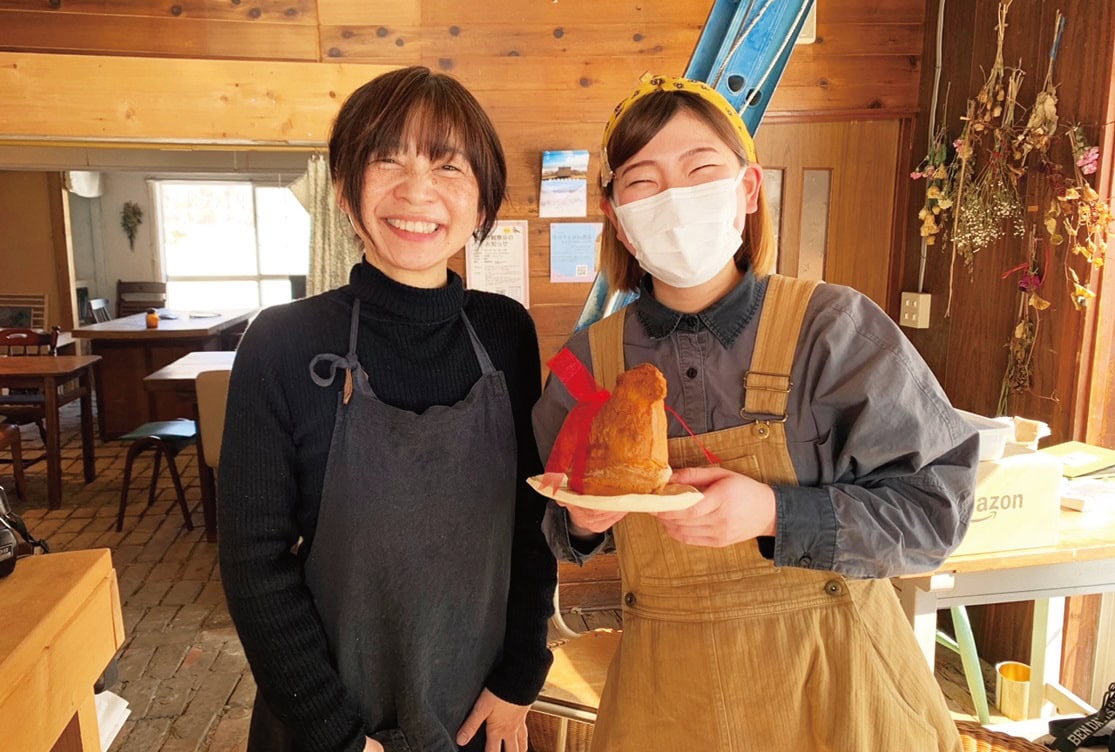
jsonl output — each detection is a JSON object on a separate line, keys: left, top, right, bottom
{"left": 544, "top": 348, "right": 611, "bottom": 493}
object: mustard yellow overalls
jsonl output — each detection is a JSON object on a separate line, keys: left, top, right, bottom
{"left": 585, "top": 276, "right": 961, "bottom": 751}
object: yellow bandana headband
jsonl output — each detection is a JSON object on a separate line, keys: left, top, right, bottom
{"left": 600, "top": 73, "right": 757, "bottom": 188}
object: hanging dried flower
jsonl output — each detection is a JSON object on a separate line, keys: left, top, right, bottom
{"left": 120, "top": 201, "right": 144, "bottom": 251}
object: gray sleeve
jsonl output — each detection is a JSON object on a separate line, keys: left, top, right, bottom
{"left": 542, "top": 502, "right": 614, "bottom": 565}
{"left": 775, "top": 287, "right": 978, "bottom": 579}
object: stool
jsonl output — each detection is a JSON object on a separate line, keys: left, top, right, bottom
{"left": 0, "top": 423, "right": 28, "bottom": 500}
{"left": 116, "top": 420, "right": 197, "bottom": 532}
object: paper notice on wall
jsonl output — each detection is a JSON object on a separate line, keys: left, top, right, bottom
{"left": 550, "top": 222, "right": 601, "bottom": 283}
{"left": 465, "top": 220, "right": 530, "bottom": 307}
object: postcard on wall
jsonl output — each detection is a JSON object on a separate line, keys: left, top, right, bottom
{"left": 465, "top": 220, "right": 530, "bottom": 307}
{"left": 549, "top": 222, "right": 602, "bottom": 283}
{"left": 539, "top": 149, "right": 590, "bottom": 218}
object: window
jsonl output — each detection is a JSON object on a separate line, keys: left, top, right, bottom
{"left": 155, "top": 180, "right": 309, "bottom": 311}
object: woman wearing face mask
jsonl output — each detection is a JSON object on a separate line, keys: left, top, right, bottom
{"left": 532, "top": 75, "right": 979, "bottom": 751}
{"left": 220, "top": 67, "right": 556, "bottom": 752}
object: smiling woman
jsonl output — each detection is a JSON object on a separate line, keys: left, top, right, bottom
{"left": 218, "top": 66, "right": 556, "bottom": 752}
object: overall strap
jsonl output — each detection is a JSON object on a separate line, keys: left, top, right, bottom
{"left": 587, "top": 308, "right": 628, "bottom": 391}
{"left": 743, "top": 275, "right": 820, "bottom": 419}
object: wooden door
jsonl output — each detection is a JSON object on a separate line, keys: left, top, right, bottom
{"left": 754, "top": 120, "right": 901, "bottom": 309}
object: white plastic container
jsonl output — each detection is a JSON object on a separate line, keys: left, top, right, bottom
{"left": 955, "top": 409, "right": 1013, "bottom": 462}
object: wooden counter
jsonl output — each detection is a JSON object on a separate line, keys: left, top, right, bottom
{"left": 72, "top": 310, "right": 253, "bottom": 439}
{"left": 0, "top": 548, "right": 125, "bottom": 752}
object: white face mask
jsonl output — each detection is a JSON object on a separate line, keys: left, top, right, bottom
{"left": 611, "top": 171, "right": 745, "bottom": 288}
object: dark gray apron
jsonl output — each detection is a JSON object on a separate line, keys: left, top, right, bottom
{"left": 249, "top": 300, "right": 517, "bottom": 752}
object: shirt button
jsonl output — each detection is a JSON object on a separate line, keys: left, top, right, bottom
{"left": 798, "top": 554, "right": 813, "bottom": 568}
{"left": 623, "top": 592, "right": 637, "bottom": 607}
{"left": 686, "top": 367, "right": 698, "bottom": 379}
{"left": 824, "top": 579, "right": 844, "bottom": 597}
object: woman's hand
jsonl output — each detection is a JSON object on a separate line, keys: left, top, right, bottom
{"left": 656, "top": 466, "right": 776, "bottom": 547}
{"left": 364, "top": 738, "right": 385, "bottom": 752}
{"left": 456, "top": 688, "right": 530, "bottom": 752}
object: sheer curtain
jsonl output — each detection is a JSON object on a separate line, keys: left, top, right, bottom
{"left": 291, "top": 154, "right": 362, "bottom": 296}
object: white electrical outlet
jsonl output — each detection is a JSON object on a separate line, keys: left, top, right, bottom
{"left": 900, "top": 292, "right": 931, "bottom": 329}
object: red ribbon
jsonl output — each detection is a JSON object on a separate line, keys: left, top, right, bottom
{"left": 545, "top": 348, "right": 610, "bottom": 492}
{"left": 545, "top": 349, "right": 723, "bottom": 491}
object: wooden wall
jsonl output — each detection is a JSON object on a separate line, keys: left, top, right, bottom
{"left": 0, "top": 0, "right": 929, "bottom": 363}
{"left": 896, "top": 0, "right": 1115, "bottom": 692}
{"left": 0, "top": 171, "right": 74, "bottom": 327}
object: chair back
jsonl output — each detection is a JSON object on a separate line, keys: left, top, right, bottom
{"left": 0, "top": 293, "right": 48, "bottom": 329}
{"left": 0, "top": 327, "right": 59, "bottom": 356}
{"left": 196, "top": 370, "right": 231, "bottom": 468}
{"left": 116, "top": 280, "right": 167, "bottom": 318}
{"left": 88, "top": 298, "right": 113, "bottom": 323}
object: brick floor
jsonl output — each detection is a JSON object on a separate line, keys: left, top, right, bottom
{"left": 2, "top": 404, "right": 252, "bottom": 752}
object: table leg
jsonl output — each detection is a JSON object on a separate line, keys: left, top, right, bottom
{"left": 198, "top": 452, "right": 217, "bottom": 543}
{"left": 1028, "top": 596, "right": 1065, "bottom": 719}
{"left": 50, "top": 688, "right": 100, "bottom": 751}
{"left": 80, "top": 367, "right": 96, "bottom": 483}
{"left": 192, "top": 403, "right": 218, "bottom": 543}
{"left": 44, "top": 375, "right": 62, "bottom": 509}
{"left": 895, "top": 579, "right": 939, "bottom": 668}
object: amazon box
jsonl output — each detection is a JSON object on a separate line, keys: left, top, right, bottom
{"left": 951, "top": 444, "right": 1062, "bottom": 557}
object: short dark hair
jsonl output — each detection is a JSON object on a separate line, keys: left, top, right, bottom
{"left": 329, "top": 66, "right": 507, "bottom": 243}
{"left": 600, "top": 91, "right": 776, "bottom": 291}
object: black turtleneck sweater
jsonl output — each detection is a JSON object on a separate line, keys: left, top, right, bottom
{"left": 219, "top": 261, "right": 556, "bottom": 752}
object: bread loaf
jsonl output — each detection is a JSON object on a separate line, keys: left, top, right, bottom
{"left": 581, "top": 363, "right": 671, "bottom": 495}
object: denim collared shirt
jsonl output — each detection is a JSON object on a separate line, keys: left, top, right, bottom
{"left": 532, "top": 272, "right": 978, "bottom": 579}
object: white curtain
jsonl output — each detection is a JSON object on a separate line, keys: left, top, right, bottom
{"left": 291, "top": 154, "right": 362, "bottom": 296}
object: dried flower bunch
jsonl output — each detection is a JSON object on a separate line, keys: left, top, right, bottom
{"left": 998, "top": 232, "right": 1051, "bottom": 414}
{"left": 1048, "top": 126, "right": 1110, "bottom": 310}
{"left": 950, "top": 2, "right": 1026, "bottom": 275}
{"left": 120, "top": 201, "right": 144, "bottom": 251}
{"left": 911, "top": 4, "right": 1110, "bottom": 318}
{"left": 911, "top": 119, "right": 955, "bottom": 246}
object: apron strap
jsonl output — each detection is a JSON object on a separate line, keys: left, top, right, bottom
{"left": 309, "top": 299, "right": 363, "bottom": 396}
{"left": 460, "top": 310, "right": 496, "bottom": 376}
{"left": 743, "top": 275, "right": 820, "bottom": 419}
{"left": 586, "top": 307, "right": 627, "bottom": 391}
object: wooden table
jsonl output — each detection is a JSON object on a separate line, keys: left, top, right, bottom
{"left": 72, "top": 310, "right": 252, "bottom": 440}
{"left": 0, "top": 355, "right": 100, "bottom": 508}
{"left": 894, "top": 507, "right": 1115, "bottom": 718}
{"left": 144, "top": 351, "right": 236, "bottom": 542}
{"left": 0, "top": 548, "right": 125, "bottom": 752}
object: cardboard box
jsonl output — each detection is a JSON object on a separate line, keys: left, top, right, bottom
{"left": 951, "top": 444, "right": 1063, "bottom": 557}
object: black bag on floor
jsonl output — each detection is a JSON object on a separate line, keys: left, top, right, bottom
{"left": 1047, "top": 682, "right": 1115, "bottom": 751}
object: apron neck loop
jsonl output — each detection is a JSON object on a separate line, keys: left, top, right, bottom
{"left": 309, "top": 299, "right": 363, "bottom": 391}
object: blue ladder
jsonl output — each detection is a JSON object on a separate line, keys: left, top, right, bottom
{"left": 573, "top": 0, "right": 815, "bottom": 331}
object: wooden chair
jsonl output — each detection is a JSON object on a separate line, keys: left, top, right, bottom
{"left": 0, "top": 423, "right": 27, "bottom": 500}
{"left": 0, "top": 326, "right": 59, "bottom": 357}
{"left": 196, "top": 370, "right": 230, "bottom": 470}
{"left": 88, "top": 297, "right": 113, "bottom": 323}
{"left": 116, "top": 419, "right": 197, "bottom": 532}
{"left": 0, "top": 293, "right": 47, "bottom": 329}
{"left": 0, "top": 327, "right": 62, "bottom": 456}
{"left": 116, "top": 280, "right": 167, "bottom": 318}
